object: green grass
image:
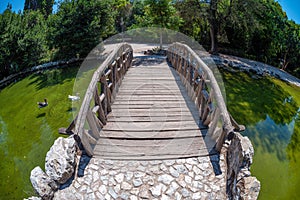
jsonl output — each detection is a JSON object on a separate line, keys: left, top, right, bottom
{"left": 0, "top": 66, "right": 79, "bottom": 199}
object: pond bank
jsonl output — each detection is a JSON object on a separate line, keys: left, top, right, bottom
{"left": 199, "top": 52, "right": 300, "bottom": 87}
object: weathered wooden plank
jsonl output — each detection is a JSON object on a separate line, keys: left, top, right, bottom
{"left": 106, "top": 115, "right": 197, "bottom": 122}
{"left": 102, "top": 121, "right": 200, "bottom": 132}
{"left": 86, "top": 110, "right": 100, "bottom": 139}
{"left": 100, "top": 129, "right": 206, "bottom": 139}
{"left": 111, "top": 103, "right": 193, "bottom": 109}
{"left": 80, "top": 130, "right": 95, "bottom": 156}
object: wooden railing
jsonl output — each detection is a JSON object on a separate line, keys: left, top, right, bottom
{"left": 167, "top": 42, "right": 242, "bottom": 152}
{"left": 59, "top": 43, "right": 133, "bottom": 156}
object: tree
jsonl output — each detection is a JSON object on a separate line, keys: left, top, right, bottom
{"left": 49, "top": 0, "right": 116, "bottom": 60}
{"left": 0, "top": 9, "right": 48, "bottom": 79}
{"left": 24, "top": 0, "right": 54, "bottom": 17}
{"left": 132, "top": 0, "right": 183, "bottom": 49}
{"left": 174, "top": 0, "right": 210, "bottom": 43}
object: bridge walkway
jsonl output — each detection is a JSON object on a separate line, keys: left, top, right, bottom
{"left": 94, "top": 57, "right": 215, "bottom": 160}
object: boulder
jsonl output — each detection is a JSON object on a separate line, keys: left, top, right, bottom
{"left": 24, "top": 196, "right": 42, "bottom": 200}
{"left": 45, "top": 136, "right": 77, "bottom": 184}
{"left": 30, "top": 166, "right": 58, "bottom": 200}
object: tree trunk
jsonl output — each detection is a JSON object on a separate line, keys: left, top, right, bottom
{"left": 160, "top": 29, "right": 163, "bottom": 50}
{"left": 209, "top": 0, "right": 218, "bottom": 54}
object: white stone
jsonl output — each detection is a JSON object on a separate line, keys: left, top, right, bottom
{"left": 199, "top": 163, "right": 210, "bottom": 171}
{"left": 174, "top": 165, "right": 188, "bottom": 174}
{"left": 164, "top": 160, "right": 175, "bottom": 166}
{"left": 105, "top": 193, "right": 111, "bottom": 200}
{"left": 140, "top": 161, "right": 148, "bottom": 166}
{"left": 95, "top": 191, "right": 105, "bottom": 199}
{"left": 150, "top": 160, "right": 162, "bottom": 165}
{"left": 101, "top": 169, "right": 108, "bottom": 175}
{"left": 161, "top": 194, "right": 170, "bottom": 200}
{"left": 149, "top": 165, "right": 160, "bottom": 174}
{"left": 125, "top": 171, "right": 133, "bottom": 181}
{"left": 166, "top": 182, "right": 179, "bottom": 196}
{"left": 24, "top": 197, "right": 41, "bottom": 200}
{"left": 204, "top": 184, "right": 212, "bottom": 193}
{"left": 194, "top": 175, "right": 203, "bottom": 181}
{"left": 139, "top": 186, "right": 150, "bottom": 199}
{"left": 99, "top": 185, "right": 107, "bottom": 195}
{"left": 120, "top": 192, "right": 129, "bottom": 200}
{"left": 211, "top": 184, "right": 220, "bottom": 192}
{"left": 143, "top": 175, "right": 154, "bottom": 186}
{"left": 130, "top": 188, "right": 139, "bottom": 195}
{"left": 74, "top": 181, "right": 81, "bottom": 189}
{"left": 181, "top": 188, "right": 190, "bottom": 198}
{"left": 108, "top": 187, "right": 118, "bottom": 199}
{"left": 136, "top": 165, "right": 146, "bottom": 172}
{"left": 109, "top": 170, "right": 117, "bottom": 176}
{"left": 115, "top": 173, "right": 124, "bottom": 183}
{"left": 45, "top": 136, "right": 76, "bottom": 184}
{"left": 90, "top": 164, "right": 99, "bottom": 170}
{"left": 186, "top": 158, "right": 198, "bottom": 165}
{"left": 171, "top": 181, "right": 179, "bottom": 190}
{"left": 169, "top": 166, "right": 179, "bottom": 178}
{"left": 134, "top": 171, "right": 145, "bottom": 178}
{"left": 176, "top": 159, "right": 185, "bottom": 164}
{"left": 158, "top": 174, "right": 174, "bottom": 185}
{"left": 149, "top": 183, "right": 166, "bottom": 197}
{"left": 184, "top": 175, "right": 192, "bottom": 184}
{"left": 121, "top": 182, "right": 132, "bottom": 190}
{"left": 93, "top": 171, "right": 100, "bottom": 182}
{"left": 174, "top": 191, "right": 182, "bottom": 200}
{"left": 79, "top": 185, "right": 87, "bottom": 193}
{"left": 129, "top": 195, "right": 138, "bottom": 200}
{"left": 160, "top": 164, "right": 168, "bottom": 172}
{"left": 192, "top": 181, "right": 203, "bottom": 189}
{"left": 30, "top": 166, "right": 58, "bottom": 200}
{"left": 192, "top": 192, "right": 201, "bottom": 199}
{"left": 185, "top": 164, "right": 192, "bottom": 170}
{"left": 188, "top": 171, "right": 194, "bottom": 178}
{"left": 109, "top": 177, "right": 117, "bottom": 186}
{"left": 133, "top": 178, "right": 143, "bottom": 187}
{"left": 114, "top": 184, "right": 121, "bottom": 193}
{"left": 193, "top": 166, "right": 201, "bottom": 175}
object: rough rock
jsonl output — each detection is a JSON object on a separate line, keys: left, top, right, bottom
{"left": 45, "top": 136, "right": 77, "bottom": 184}
{"left": 30, "top": 166, "right": 58, "bottom": 200}
{"left": 227, "top": 132, "right": 260, "bottom": 199}
{"left": 24, "top": 196, "right": 42, "bottom": 200}
{"left": 238, "top": 176, "right": 261, "bottom": 200}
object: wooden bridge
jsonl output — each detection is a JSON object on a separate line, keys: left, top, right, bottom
{"left": 60, "top": 43, "right": 242, "bottom": 160}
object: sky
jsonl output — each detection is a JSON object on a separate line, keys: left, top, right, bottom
{"left": 0, "top": 0, "right": 299, "bottom": 24}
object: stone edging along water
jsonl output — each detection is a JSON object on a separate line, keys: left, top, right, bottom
{"left": 0, "top": 58, "right": 83, "bottom": 90}
{"left": 200, "top": 53, "right": 300, "bottom": 87}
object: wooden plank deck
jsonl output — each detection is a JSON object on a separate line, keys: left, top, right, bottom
{"left": 94, "top": 57, "right": 215, "bottom": 160}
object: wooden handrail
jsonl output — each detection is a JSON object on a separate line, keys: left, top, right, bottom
{"left": 60, "top": 43, "right": 133, "bottom": 156}
{"left": 167, "top": 42, "right": 235, "bottom": 152}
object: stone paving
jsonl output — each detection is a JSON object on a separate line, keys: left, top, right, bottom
{"left": 54, "top": 153, "right": 227, "bottom": 200}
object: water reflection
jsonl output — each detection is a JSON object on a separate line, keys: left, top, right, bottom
{"left": 221, "top": 69, "right": 300, "bottom": 199}
{"left": 245, "top": 115, "right": 294, "bottom": 161}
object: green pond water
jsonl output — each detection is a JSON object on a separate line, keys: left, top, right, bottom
{"left": 222, "top": 69, "right": 300, "bottom": 200}
{"left": 0, "top": 65, "right": 300, "bottom": 199}
{"left": 0, "top": 66, "right": 79, "bottom": 199}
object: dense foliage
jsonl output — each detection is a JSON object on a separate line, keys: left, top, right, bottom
{"left": 0, "top": 0, "right": 299, "bottom": 79}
